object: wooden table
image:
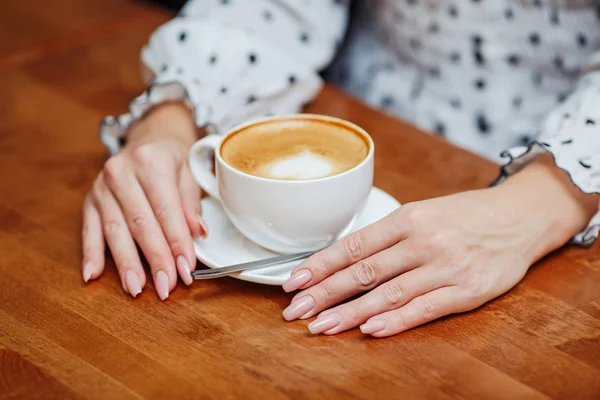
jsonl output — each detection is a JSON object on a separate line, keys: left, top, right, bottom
{"left": 1, "top": 1, "right": 599, "bottom": 399}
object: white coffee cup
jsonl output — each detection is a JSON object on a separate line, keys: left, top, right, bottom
{"left": 188, "top": 114, "right": 374, "bottom": 254}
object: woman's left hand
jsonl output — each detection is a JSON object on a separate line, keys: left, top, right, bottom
{"left": 281, "top": 156, "right": 599, "bottom": 337}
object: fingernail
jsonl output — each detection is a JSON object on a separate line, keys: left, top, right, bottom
{"left": 124, "top": 269, "right": 142, "bottom": 298}
{"left": 155, "top": 270, "right": 170, "bottom": 301}
{"left": 82, "top": 261, "right": 93, "bottom": 283}
{"left": 308, "top": 312, "right": 342, "bottom": 335}
{"left": 282, "top": 295, "right": 315, "bottom": 321}
{"left": 282, "top": 269, "right": 312, "bottom": 292}
{"left": 177, "top": 255, "right": 193, "bottom": 286}
{"left": 360, "top": 319, "right": 387, "bottom": 335}
{"left": 196, "top": 215, "right": 208, "bottom": 239}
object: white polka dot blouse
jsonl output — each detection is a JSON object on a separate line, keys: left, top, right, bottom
{"left": 100, "top": 0, "right": 600, "bottom": 244}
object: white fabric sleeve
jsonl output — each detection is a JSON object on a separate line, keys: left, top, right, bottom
{"left": 495, "top": 55, "right": 600, "bottom": 246}
{"left": 100, "top": 0, "right": 350, "bottom": 155}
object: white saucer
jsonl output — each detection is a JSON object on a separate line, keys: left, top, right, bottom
{"left": 194, "top": 187, "right": 401, "bottom": 285}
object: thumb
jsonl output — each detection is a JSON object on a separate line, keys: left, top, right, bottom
{"left": 179, "top": 162, "right": 208, "bottom": 240}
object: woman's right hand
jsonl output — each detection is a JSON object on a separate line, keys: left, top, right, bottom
{"left": 82, "top": 103, "right": 208, "bottom": 300}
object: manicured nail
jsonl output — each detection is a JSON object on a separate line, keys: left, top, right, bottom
{"left": 124, "top": 269, "right": 142, "bottom": 298}
{"left": 282, "top": 269, "right": 312, "bottom": 292}
{"left": 196, "top": 215, "right": 208, "bottom": 239}
{"left": 308, "top": 312, "right": 342, "bottom": 335}
{"left": 282, "top": 296, "right": 315, "bottom": 321}
{"left": 177, "top": 255, "right": 193, "bottom": 286}
{"left": 82, "top": 261, "right": 93, "bottom": 283}
{"left": 360, "top": 319, "right": 387, "bottom": 335}
{"left": 155, "top": 270, "right": 170, "bottom": 301}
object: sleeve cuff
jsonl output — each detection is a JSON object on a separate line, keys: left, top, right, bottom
{"left": 100, "top": 18, "right": 323, "bottom": 155}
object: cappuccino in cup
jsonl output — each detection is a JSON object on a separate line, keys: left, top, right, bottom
{"left": 220, "top": 118, "right": 369, "bottom": 181}
{"left": 189, "top": 114, "right": 374, "bottom": 254}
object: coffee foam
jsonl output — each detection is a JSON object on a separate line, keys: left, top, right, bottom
{"left": 258, "top": 149, "right": 336, "bottom": 180}
{"left": 221, "top": 118, "right": 369, "bottom": 181}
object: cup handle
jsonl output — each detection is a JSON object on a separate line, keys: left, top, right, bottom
{"left": 188, "top": 134, "right": 222, "bottom": 200}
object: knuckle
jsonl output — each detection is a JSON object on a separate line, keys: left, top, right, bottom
{"left": 103, "top": 219, "right": 121, "bottom": 236}
{"left": 169, "top": 240, "right": 185, "bottom": 257}
{"left": 129, "top": 213, "right": 149, "bottom": 236}
{"left": 310, "top": 254, "right": 329, "bottom": 278}
{"left": 352, "top": 260, "right": 379, "bottom": 289}
{"left": 344, "top": 231, "right": 367, "bottom": 262}
{"left": 401, "top": 203, "right": 425, "bottom": 227}
{"left": 383, "top": 282, "right": 405, "bottom": 306}
{"left": 463, "top": 273, "right": 488, "bottom": 299}
{"left": 153, "top": 202, "right": 169, "bottom": 222}
{"left": 420, "top": 298, "right": 439, "bottom": 320}
{"left": 132, "top": 144, "right": 155, "bottom": 167}
{"left": 103, "top": 156, "right": 125, "bottom": 182}
{"left": 316, "top": 283, "right": 336, "bottom": 304}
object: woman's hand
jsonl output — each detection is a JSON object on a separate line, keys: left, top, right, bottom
{"left": 82, "top": 103, "right": 207, "bottom": 300}
{"left": 282, "top": 155, "right": 599, "bottom": 337}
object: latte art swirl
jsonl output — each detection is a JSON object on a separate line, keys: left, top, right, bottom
{"left": 221, "top": 118, "right": 369, "bottom": 181}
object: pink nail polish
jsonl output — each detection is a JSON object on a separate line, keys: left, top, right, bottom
{"left": 125, "top": 269, "right": 142, "bottom": 298}
{"left": 82, "top": 261, "right": 93, "bottom": 283}
{"left": 155, "top": 270, "right": 170, "bottom": 301}
{"left": 308, "top": 312, "right": 342, "bottom": 334}
{"left": 196, "top": 215, "right": 209, "bottom": 239}
{"left": 360, "top": 319, "right": 387, "bottom": 335}
{"left": 177, "top": 256, "right": 193, "bottom": 286}
{"left": 282, "top": 296, "right": 315, "bottom": 321}
{"left": 282, "top": 269, "right": 312, "bottom": 292}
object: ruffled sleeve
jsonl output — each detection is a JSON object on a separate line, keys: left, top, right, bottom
{"left": 495, "top": 59, "right": 600, "bottom": 246}
{"left": 100, "top": 0, "right": 350, "bottom": 155}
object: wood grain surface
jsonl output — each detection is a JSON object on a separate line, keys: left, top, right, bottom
{"left": 0, "top": 1, "right": 598, "bottom": 399}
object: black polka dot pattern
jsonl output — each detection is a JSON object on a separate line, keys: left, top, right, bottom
{"left": 262, "top": 9, "right": 273, "bottom": 21}
{"left": 450, "top": 51, "right": 461, "bottom": 63}
{"left": 476, "top": 113, "right": 491, "bottom": 134}
{"left": 434, "top": 122, "right": 446, "bottom": 136}
{"left": 448, "top": 5, "right": 458, "bottom": 18}
{"left": 474, "top": 78, "right": 486, "bottom": 91}
{"left": 428, "top": 22, "right": 440, "bottom": 34}
{"left": 108, "top": 0, "right": 600, "bottom": 220}
{"left": 380, "top": 95, "right": 395, "bottom": 109}
{"left": 512, "top": 96, "right": 522, "bottom": 109}
{"left": 409, "top": 38, "right": 422, "bottom": 50}
{"left": 450, "top": 98, "right": 462, "bottom": 109}
{"left": 529, "top": 33, "right": 541, "bottom": 46}
{"left": 507, "top": 54, "right": 521, "bottom": 67}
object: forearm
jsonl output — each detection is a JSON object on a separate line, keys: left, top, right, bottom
{"left": 491, "top": 153, "right": 598, "bottom": 263}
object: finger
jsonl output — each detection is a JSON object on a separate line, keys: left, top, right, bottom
{"left": 179, "top": 163, "right": 208, "bottom": 241}
{"left": 283, "top": 210, "right": 408, "bottom": 292}
{"left": 103, "top": 157, "right": 176, "bottom": 300}
{"left": 284, "top": 240, "right": 422, "bottom": 320}
{"left": 305, "top": 265, "right": 454, "bottom": 334}
{"left": 360, "top": 286, "right": 468, "bottom": 337}
{"left": 82, "top": 195, "right": 105, "bottom": 282}
{"left": 136, "top": 160, "right": 198, "bottom": 286}
{"left": 92, "top": 175, "right": 146, "bottom": 298}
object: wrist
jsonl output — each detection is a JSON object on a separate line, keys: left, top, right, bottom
{"left": 492, "top": 153, "right": 598, "bottom": 262}
{"left": 126, "top": 102, "right": 201, "bottom": 150}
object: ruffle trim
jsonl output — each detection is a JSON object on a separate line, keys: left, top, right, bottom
{"left": 493, "top": 141, "right": 600, "bottom": 247}
{"left": 99, "top": 80, "right": 215, "bottom": 156}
